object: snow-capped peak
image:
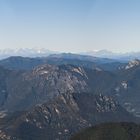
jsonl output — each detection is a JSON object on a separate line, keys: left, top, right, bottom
{"left": 125, "top": 59, "right": 140, "bottom": 70}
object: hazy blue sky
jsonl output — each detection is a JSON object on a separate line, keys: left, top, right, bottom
{"left": 0, "top": 0, "right": 140, "bottom": 53}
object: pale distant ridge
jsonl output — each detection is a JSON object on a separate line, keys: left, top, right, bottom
{"left": 0, "top": 48, "right": 140, "bottom": 60}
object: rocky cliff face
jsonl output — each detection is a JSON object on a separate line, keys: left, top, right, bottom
{"left": 0, "top": 62, "right": 138, "bottom": 140}
{"left": 1, "top": 64, "right": 89, "bottom": 111}
{"left": 125, "top": 59, "right": 140, "bottom": 70}
{"left": 0, "top": 92, "right": 135, "bottom": 140}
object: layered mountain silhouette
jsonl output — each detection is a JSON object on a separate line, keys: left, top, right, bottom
{"left": 0, "top": 54, "right": 139, "bottom": 139}
{"left": 0, "top": 53, "right": 125, "bottom": 71}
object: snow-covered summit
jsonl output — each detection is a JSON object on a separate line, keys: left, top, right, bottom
{"left": 0, "top": 48, "right": 57, "bottom": 59}
{"left": 125, "top": 59, "right": 140, "bottom": 70}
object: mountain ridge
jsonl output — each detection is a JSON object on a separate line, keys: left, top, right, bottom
{"left": 0, "top": 57, "right": 139, "bottom": 139}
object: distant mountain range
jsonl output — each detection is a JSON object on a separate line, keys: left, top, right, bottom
{"left": 0, "top": 48, "right": 57, "bottom": 59}
{"left": 0, "top": 54, "right": 125, "bottom": 71}
{"left": 83, "top": 50, "right": 140, "bottom": 60}
{"left": 0, "top": 57, "right": 139, "bottom": 139}
{"left": 1, "top": 48, "right": 140, "bottom": 61}
{"left": 0, "top": 50, "right": 140, "bottom": 139}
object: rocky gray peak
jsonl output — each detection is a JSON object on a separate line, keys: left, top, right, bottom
{"left": 32, "top": 64, "right": 58, "bottom": 76}
{"left": 23, "top": 93, "right": 81, "bottom": 128}
{"left": 125, "top": 59, "right": 140, "bottom": 70}
{"left": 64, "top": 65, "right": 88, "bottom": 79}
{"left": 0, "top": 92, "right": 135, "bottom": 140}
{"left": 30, "top": 64, "right": 89, "bottom": 94}
{"left": 95, "top": 94, "right": 118, "bottom": 112}
{"left": 121, "top": 81, "right": 128, "bottom": 89}
{"left": 0, "top": 131, "right": 11, "bottom": 140}
{"left": 3, "top": 64, "right": 89, "bottom": 111}
{"left": 32, "top": 64, "right": 88, "bottom": 80}
{"left": 16, "top": 93, "right": 91, "bottom": 140}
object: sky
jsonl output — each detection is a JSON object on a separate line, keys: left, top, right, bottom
{"left": 0, "top": 0, "right": 140, "bottom": 53}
